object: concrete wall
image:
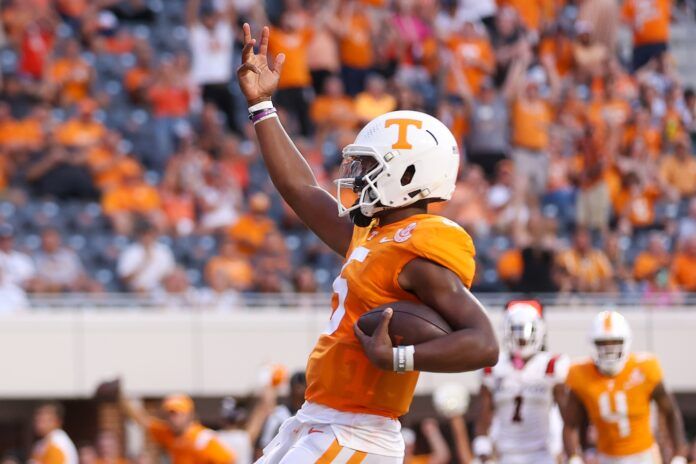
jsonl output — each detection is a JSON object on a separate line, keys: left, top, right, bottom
{"left": 1, "top": 307, "right": 695, "bottom": 398}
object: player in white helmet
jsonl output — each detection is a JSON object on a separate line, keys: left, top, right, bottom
{"left": 473, "top": 300, "right": 569, "bottom": 464}
{"left": 237, "top": 24, "right": 497, "bottom": 463}
{"left": 564, "top": 311, "right": 687, "bottom": 464}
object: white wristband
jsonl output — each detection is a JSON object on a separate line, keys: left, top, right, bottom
{"left": 670, "top": 457, "right": 687, "bottom": 464}
{"left": 248, "top": 100, "right": 274, "bottom": 112}
{"left": 472, "top": 435, "right": 493, "bottom": 457}
{"left": 393, "top": 345, "right": 415, "bottom": 372}
{"left": 253, "top": 112, "right": 278, "bottom": 125}
{"left": 568, "top": 455, "right": 584, "bottom": 464}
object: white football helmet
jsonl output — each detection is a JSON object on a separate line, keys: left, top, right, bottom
{"left": 590, "top": 311, "right": 632, "bottom": 376}
{"left": 504, "top": 301, "right": 546, "bottom": 359}
{"left": 335, "top": 110, "right": 459, "bottom": 224}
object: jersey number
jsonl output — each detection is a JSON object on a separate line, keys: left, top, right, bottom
{"left": 512, "top": 395, "right": 524, "bottom": 422}
{"left": 598, "top": 391, "right": 630, "bottom": 437}
{"left": 325, "top": 247, "right": 369, "bottom": 335}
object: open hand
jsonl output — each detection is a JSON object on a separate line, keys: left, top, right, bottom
{"left": 237, "top": 23, "right": 285, "bottom": 105}
{"left": 354, "top": 308, "right": 394, "bottom": 370}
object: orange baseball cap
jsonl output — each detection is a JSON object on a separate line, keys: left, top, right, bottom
{"left": 162, "top": 394, "right": 194, "bottom": 414}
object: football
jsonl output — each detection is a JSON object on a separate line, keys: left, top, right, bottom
{"left": 357, "top": 301, "right": 452, "bottom": 346}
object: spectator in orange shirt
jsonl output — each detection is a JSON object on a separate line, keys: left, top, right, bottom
{"left": 228, "top": 192, "right": 277, "bottom": 256}
{"left": 87, "top": 132, "right": 143, "bottom": 192}
{"left": 670, "top": 234, "right": 696, "bottom": 292}
{"left": 335, "top": 1, "right": 374, "bottom": 96}
{"left": 30, "top": 402, "right": 78, "bottom": 464}
{"left": 659, "top": 136, "right": 696, "bottom": 199}
{"left": 101, "top": 171, "right": 165, "bottom": 235}
{"left": 119, "top": 392, "right": 234, "bottom": 464}
{"left": 633, "top": 232, "right": 671, "bottom": 283}
{"left": 446, "top": 21, "right": 495, "bottom": 98}
{"left": 147, "top": 57, "right": 191, "bottom": 173}
{"left": 354, "top": 74, "right": 397, "bottom": 124}
{"left": 507, "top": 52, "right": 560, "bottom": 195}
{"left": 557, "top": 228, "right": 615, "bottom": 292}
{"left": 55, "top": 100, "right": 106, "bottom": 150}
{"left": 46, "top": 38, "right": 93, "bottom": 106}
{"left": 123, "top": 42, "right": 154, "bottom": 104}
{"left": 310, "top": 76, "right": 358, "bottom": 135}
{"left": 614, "top": 172, "right": 663, "bottom": 231}
{"left": 268, "top": 11, "right": 313, "bottom": 136}
{"left": 161, "top": 179, "right": 196, "bottom": 236}
{"left": 621, "top": 0, "right": 671, "bottom": 70}
{"left": 205, "top": 239, "right": 254, "bottom": 293}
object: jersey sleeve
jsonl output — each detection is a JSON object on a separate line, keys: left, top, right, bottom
{"left": 638, "top": 353, "right": 664, "bottom": 389}
{"left": 564, "top": 361, "right": 585, "bottom": 394}
{"left": 42, "top": 444, "right": 66, "bottom": 464}
{"left": 481, "top": 365, "right": 496, "bottom": 389}
{"left": 147, "top": 418, "right": 172, "bottom": 446}
{"left": 408, "top": 218, "right": 477, "bottom": 288}
{"left": 195, "top": 430, "right": 235, "bottom": 464}
{"left": 546, "top": 354, "right": 571, "bottom": 384}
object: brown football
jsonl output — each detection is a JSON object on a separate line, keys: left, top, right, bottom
{"left": 357, "top": 301, "right": 452, "bottom": 346}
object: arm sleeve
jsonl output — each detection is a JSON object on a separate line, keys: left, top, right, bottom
{"left": 147, "top": 418, "right": 172, "bottom": 445}
{"left": 42, "top": 445, "right": 66, "bottom": 464}
{"left": 196, "top": 432, "right": 235, "bottom": 464}
{"left": 642, "top": 355, "right": 664, "bottom": 389}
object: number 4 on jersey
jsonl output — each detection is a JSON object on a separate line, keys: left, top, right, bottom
{"left": 598, "top": 391, "right": 630, "bottom": 437}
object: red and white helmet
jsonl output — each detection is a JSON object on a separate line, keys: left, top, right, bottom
{"left": 590, "top": 310, "right": 632, "bottom": 376}
{"left": 503, "top": 300, "right": 546, "bottom": 359}
{"left": 335, "top": 110, "right": 459, "bottom": 223}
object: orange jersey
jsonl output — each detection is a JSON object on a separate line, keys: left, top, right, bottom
{"left": 31, "top": 429, "right": 78, "bottom": 464}
{"left": 566, "top": 353, "right": 663, "bottom": 457}
{"left": 621, "top": 0, "right": 670, "bottom": 45}
{"left": 305, "top": 214, "right": 476, "bottom": 418}
{"left": 148, "top": 419, "right": 234, "bottom": 464}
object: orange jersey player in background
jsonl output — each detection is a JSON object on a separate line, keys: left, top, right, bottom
{"left": 237, "top": 24, "right": 498, "bottom": 464}
{"left": 563, "top": 311, "right": 687, "bottom": 464}
{"left": 119, "top": 391, "right": 235, "bottom": 464}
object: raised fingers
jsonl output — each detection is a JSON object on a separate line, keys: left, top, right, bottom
{"left": 259, "top": 26, "right": 270, "bottom": 57}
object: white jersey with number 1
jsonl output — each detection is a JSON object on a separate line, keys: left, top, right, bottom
{"left": 482, "top": 351, "right": 569, "bottom": 458}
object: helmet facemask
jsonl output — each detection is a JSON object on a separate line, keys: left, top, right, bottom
{"left": 592, "top": 338, "right": 630, "bottom": 376}
{"left": 335, "top": 146, "right": 389, "bottom": 226}
{"left": 505, "top": 319, "right": 544, "bottom": 360}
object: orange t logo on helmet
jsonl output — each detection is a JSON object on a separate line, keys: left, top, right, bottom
{"left": 385, "top": 118, "right": 422, "bottom": 149}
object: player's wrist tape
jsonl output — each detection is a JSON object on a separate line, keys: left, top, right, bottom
{"left": 568, "top": 455, "right": 584, "bottom": 464}
{"left": 250, "top": 108, "right": 277, "bottom": 125}
{"left": 472, "top": 435, "right": 493, "bottom": 457}
{"left": 248, "top": 100, "right": 274, "bottom": 113}
{"left": 392, "top": 345, "right": 415, "bottom": 372}
{"left": 248, "top": 101, "right": 277, "bottom": 125}
{"left": 670, "top": 457, "right": 687, "bottom": 464}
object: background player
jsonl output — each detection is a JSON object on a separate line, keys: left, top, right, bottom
{"left": 564, "top": 311, "right": 687, "bottom": 464}
{"left": 237, "top": 23, "right": 498, "bottom": 463}
{"left": 29, "top": 402, "right": 78, "bottom": 464}
{"left": 119, "top": 391, "right": 234, "bottom": 464}
{"left": 473, "top": 300, "right": 569, "bottom": 464}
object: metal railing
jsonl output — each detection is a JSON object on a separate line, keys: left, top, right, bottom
{"left": 25, "top": 292, "right": 696, "bottom": 310}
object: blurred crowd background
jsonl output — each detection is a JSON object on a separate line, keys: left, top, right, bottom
{"left": 0, "top": 0, "right": 695, "bottom": 307}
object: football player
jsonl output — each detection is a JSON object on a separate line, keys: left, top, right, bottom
{"left": 473, "top": 300, "right": 569, "bottom": 464}
{"left": 564, "top": 310, "right": 687, "bottom": 464}
{"left": 237, "top": 24, "right": 498, "bottom": 464}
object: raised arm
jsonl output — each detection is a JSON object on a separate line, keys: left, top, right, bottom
{"left": 652, "top": 382, "right": 688, "bottom": 461}
{"left": 118, "top": 390, "right": 152, "bottom": 429}
{"left": 186, "top": 0, "right": 201, "bottom": 27}
{"left": 237, "top": 24, "right": 353, "bottom": 255}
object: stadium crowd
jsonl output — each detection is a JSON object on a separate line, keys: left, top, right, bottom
{"left": 0, "top": 0, "right": 695, "bottom": 305}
